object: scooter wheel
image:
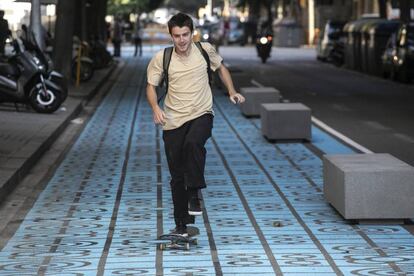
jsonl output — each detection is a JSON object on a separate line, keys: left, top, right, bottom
{"left": 28, "top": 83, "right": 62, "bottom": 113}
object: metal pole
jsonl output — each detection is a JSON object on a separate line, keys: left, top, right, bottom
{"left": 308, "top": 0, "right": 315, "bottom": 46}
{"left": 30, "top": 0, "right": 45, "bottom": 50}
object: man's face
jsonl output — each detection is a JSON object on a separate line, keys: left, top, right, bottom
{"left": 171, "top": 26, "right": 192, "bottom": 54}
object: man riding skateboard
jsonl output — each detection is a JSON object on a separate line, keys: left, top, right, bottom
{"left": 146, "top": 13, "right": 244, "bottom": 236}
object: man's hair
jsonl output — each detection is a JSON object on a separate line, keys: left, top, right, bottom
{"left": 0, "top": 10, "right": 4, "bottom": 17}
{"left": 167, "top": 13, "right": 194, "bottom": 34}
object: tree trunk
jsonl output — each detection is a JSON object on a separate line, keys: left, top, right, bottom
{"left": 86, "top": 0, "right": 105, "bottom": 41}
{"left": 97, "top": 0, "right": 107, "bottom": 41}
{"left": 30, "top": 0, "right": 45, "bottom": 50}
{"left": 81, "top": 0, "right": 87, "bottom": 41}
{"left": 73, "top": 0, "right": 86, "bottom": 40}
{"left": 86, "top": 0, "right": 96, "bottom": 40}
{"left": 264, "top": 0, "right": 273, "bottom": 23}
{"left": 102, "top": 1, "right": 108, "bottom": 41}
{"left": 399, "top": 0, "right": 411, "bottom": 22}
{"left": 73, "top": 0, "right": 81, "bottom": 39}
{"left": 378, "top": 0, "right": 387, "bottom": 18}
{"left": 53, "top": 0, "right": 76, "bottom": 78}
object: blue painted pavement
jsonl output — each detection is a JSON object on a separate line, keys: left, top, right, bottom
{"left": 0, "top": 56, "right": 413, "bottom": 275}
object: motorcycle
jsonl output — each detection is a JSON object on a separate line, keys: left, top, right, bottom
{"left": 256, "top": 33, "right": 273, "bottom": 63}
{"left": 0, "top": 37, "right": 64, "bottom": 113}
{"left": 71, "top": 38, "right": 94, "bottom": 82}
{"left": 20, "top": 31, "right": 68, "bottom": 101}
{"left": 89, "top": 39, "right": 112, "bottom": 69}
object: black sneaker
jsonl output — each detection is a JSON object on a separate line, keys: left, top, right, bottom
{"left": 170, "top": 223, "right": 188, "bottom": 237}
{"left": 188, "top": 196, "right": 203, "bottom": 216}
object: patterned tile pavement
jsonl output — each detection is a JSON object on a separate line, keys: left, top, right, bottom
{"left": 0, "top": 55, "right": 413, "bottom": 275}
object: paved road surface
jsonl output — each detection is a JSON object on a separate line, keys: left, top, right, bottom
{"left": 220, "top": 46, "right": 414, "bottom": 166}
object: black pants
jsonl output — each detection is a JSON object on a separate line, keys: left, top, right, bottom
{"left": 0, "top": 40, "right": 5, "bottom": 55}
{"left": 134, "top": 38, "right": 142, "bottom": 57}
{"left": 113, "top": 40, "right": 121, "bottom": 57}
{"left": 163, "top": 114, "right": 213, "bottom": 225}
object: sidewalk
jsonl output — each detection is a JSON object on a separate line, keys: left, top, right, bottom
{"left": 0, "top": 56, "right": 413, "bottom": 275}
{"left": 0, "top": 62, "right": 118, "bottom": 203}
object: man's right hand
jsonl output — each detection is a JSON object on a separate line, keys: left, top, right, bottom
{"left": 153, "top": 106, "right": 166, "bottom": 125}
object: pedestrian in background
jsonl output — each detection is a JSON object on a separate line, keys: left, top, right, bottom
{"left": 146, "top": 13, "right": 245, "bottom": 236}
{"left": 133, "top": 17, "right": 142, "bottom": 57}
{"left": 112, "top": 16, "right": 123, "bottom": 57}
{"left": 0, "top": 10, "right": 11, "bottom": 56}
{"left": 106, "top": 22, "right": 111, "bottom": 44}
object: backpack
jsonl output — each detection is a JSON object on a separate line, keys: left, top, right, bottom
{"left": 158, "top": 41, "right": 212, "bottom": 103}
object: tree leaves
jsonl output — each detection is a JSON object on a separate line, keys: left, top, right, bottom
{"left": 107, "top": 0, "right": 164, "bottom": 15}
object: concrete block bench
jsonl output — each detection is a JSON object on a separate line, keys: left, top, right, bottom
{"left": 323, "top": 153, "right": 414, "bottom": 220}
{"left": 260, "top": 103, "right": 311, "bottom": 141}
{"left": 240, "top": 87, "right": 281, "bottom": 117}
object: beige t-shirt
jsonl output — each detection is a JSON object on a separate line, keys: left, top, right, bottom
{"left": 147, "top": 42, "right": 223, "bottom": 130}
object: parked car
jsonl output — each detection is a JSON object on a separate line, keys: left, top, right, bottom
{"left": 316, "top": 20, "right": 346, "bottom": 61}
{"left": 330, "top": 36, "right": 346, "bottom": 66}
{"left": 227, "top": 18, "right": 245, "bottom": 45}
{"left": 199, "top": 23, "right": 222, "bottom": 48}
{"left": 381, "top": 32, "right": 397, "bottom": 78}
{"left": 391, "top": 23, "right": 414, "bottom": 82}
{"left": 228, "top": 27, "right": 245, "bottom": 45}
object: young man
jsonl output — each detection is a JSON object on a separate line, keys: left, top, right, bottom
{"left": 146, "top": 13, "right": 245, "bottom": 236}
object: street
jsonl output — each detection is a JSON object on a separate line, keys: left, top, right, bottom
{"left": 219, "top": 46, "right": 414, "bottom": 166}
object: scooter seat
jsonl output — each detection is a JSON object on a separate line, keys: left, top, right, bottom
{"left": 0, "top": 63, "right": 19, "bottom": 77}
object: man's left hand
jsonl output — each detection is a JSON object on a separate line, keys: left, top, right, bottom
{"left": 229, "top": 93, "right": 245, "bottom": 104}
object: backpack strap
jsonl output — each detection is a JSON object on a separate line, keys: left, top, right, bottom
{"left": 194, "top": 41, "right": 212, "bottom": 86}
{"left": 158, "top": 46, "right": 173, "bottom": 103}
{"left": 158, "top": 42, "right": 211, "bottom": 103}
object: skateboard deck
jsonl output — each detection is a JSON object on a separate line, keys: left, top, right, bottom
{"left": 150, "top": 226, "right": 199, "bottom": 251}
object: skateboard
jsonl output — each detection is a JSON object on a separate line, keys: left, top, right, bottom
{"left": 151, "top": 226, "right": 199, "bottom": 251}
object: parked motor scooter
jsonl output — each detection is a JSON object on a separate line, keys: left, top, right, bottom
{"left": 0, "top": 37, "right": 64, "bottom": 113}
{"left": 71, "top": 38, "right": 94, "bottom": 82}
{"left": 89, "top": 39, "right": 113, "bottom": 69}
{"left": 20, "top": 31, "right": 68, "bottom": 101}
{"left": 256, "top": 25, "right": 273, "bottom": 63}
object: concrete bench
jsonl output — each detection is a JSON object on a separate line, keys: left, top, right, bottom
{"left": 323, "top": 153, "right": 414, "bottom": 220}
{"left": 260, "top": 103, "right": 311, "bottom": 141}
{"left": 240, "top": 87, "right": 281, "bottom": 117}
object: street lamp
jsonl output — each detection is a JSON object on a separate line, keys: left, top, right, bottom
{"left": 46, "top": 4, "right": 55, "bottom": 33}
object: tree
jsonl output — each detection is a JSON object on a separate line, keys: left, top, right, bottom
{"left": 86, "top": 0, "right": 109, "bottom": 40}
{"left": 53, "top": 0, "right": 76, "bottom": 78}
{"left": 237, "top": 0, "right": 276, "bottom": 23}
{"left": 107, "top": 0, "right": 164, "bottom": 15}
{"left": 164, "top": 0, "right": 207, "bottom": 15}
